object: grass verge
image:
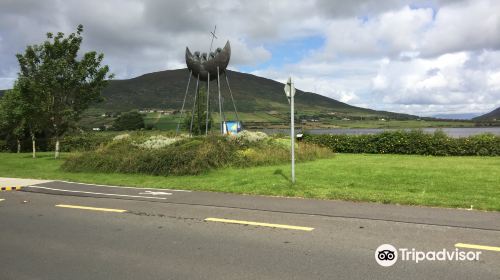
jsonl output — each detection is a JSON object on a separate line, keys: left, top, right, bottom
{"left": 0, "top": 152, "right": 499, "bottom": 211}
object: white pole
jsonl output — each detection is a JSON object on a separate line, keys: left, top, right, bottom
{"left": 290, "top": 79, "right": 295, "bottom": 184}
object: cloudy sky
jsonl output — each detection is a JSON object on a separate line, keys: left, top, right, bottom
{"left": 1, "top": 0, "right": 499, "bottom": 116}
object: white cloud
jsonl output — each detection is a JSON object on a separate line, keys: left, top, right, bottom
{"left": 369, "top": 50, "right": 500, "bottom": 114}
{"left": 228, "top": 39, "right": 272, "bottom": 66}
{"left": 488, "top": 71, "right": 500, "bottom": 91}
{"left": 421, "top": 0, "right": 500, "bottom": 56}
{"left": 0, "top": 0, "right": 499, "bottom": 115}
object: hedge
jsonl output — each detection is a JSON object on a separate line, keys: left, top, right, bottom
{"left": 303, "top": 130, "right": 500, "bottom": 156}
{"left": 51, "top": 132, "right": 117, "bottom": 152}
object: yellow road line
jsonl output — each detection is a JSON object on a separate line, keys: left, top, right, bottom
{"left": 205, "top": 217, "right": 314, "bottom": 231}
{"left": 455, "top": 243, "right": 500, "bottom": 252}
{"left": 0, "top": 199, "right": 4, "bottom": 202}
{"left": 55, "top": 204, "right": 127, "bottom": 213}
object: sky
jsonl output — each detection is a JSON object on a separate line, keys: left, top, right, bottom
{"left": 0, "top": 0, "right": 499, "bottom": 116}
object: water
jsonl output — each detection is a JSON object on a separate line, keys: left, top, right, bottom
{"left": 261, "top": 127, "right": 500, "bottom": 138}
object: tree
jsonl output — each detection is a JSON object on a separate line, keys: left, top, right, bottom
{"left": 15, "top": 49, "right": 48, "bottom": 158}
{"left": 183, "top": 86, "right": 213, "bottom": 135}
{"left": 16, "top": 24, "right": 112, "bottom": 158}
{"left": 113, "top": 111, "right": 145, "bottom": 131}
{"left": 0, "top": 85, "right": 27, "bottom": 153}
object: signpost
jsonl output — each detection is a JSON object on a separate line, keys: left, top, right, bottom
{"left": 284, "top": 77, "right": 296, "bottom": 183}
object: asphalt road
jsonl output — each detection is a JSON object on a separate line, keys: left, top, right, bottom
{"left": 1, "top": 180, "right": 499, "bottom": 280}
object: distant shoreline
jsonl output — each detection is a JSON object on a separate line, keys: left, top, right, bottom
{"left": 260, "top": 127, "right": 500, "bottom": 138}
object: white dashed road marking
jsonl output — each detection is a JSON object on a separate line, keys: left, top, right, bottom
{"left": 27, "top": 186, "right": 168, "bottom": 200}
{"left": 57, "top": 180, "right": 191, "bottom": 192}
{"left": 138, "top": 191, "right": 173, "bottom": 196}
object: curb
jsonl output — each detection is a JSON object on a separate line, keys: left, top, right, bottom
{"left": 0, "top": 186, "right": 22, "bottom": 191}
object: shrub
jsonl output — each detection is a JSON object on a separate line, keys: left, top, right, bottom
{"left": 113, "top": 111, "right": 145, "bottom": 131}
{"left": 0, "top": 139, "right": 7, "bottom": 152}
{"left": 134, "top": 135, "right": 180, "bottom": 149}
{"left": 230, "top": 130, "right": 269, "bottom": 144}
{"left": 113, "top": 134, "right": 130, "bottom": 141}
{"left": 62, "top": 134, "right": 333, "bottom": 176}
{"left": 54, "top": 132, "right": 116, "bottom": 152}
{"left": 304, "top": 130, "right": 500, "bottom": 156}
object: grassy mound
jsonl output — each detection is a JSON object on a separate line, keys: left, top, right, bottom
{"left": 62, "top": 132, "right": 333, "bottom": 176}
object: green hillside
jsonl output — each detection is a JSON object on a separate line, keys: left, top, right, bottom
{"left": 474, "top": 107, "right": 500, "bottom": 121}
{"left": 96, "top": 69, "right": 416, "bottom": 119}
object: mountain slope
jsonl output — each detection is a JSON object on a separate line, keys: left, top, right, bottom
{"left": 473, "top": 107, "right": 500, "bottom": 121}
{"left": 433, "top": 113, "right": 481, "bottom": 120}
{"left": 96, "top": 69, "right": 416, "bottom": 119}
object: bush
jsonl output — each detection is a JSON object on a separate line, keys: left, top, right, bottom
{"left": 0, "top": 139, "right": 8, "bottom": 152}
{"left": 53, "top": 132, "right": 116, "bottom": 152}
{"left": 134, "top": 135, "right": 181, "bottom": 149}
{"left": 304, "top": 130, "right": 500, "bottom": 156}
{"left": 113, "top": 133, "right": 130, "bottom": 141}
{"left": 230, "top": 130, "right": 269, "bottom": 144}
{"left": 113, "top": 111, "right": 145, "bottom": 131}
{"left": 62, "top": 132, "right": 333, "bottom": 176}
{"left": 47, "top": 131, "right": 183, "bottom": 153}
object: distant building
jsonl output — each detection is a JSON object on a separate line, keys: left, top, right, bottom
{"left": 162, "top": 109, "right": 178, "bottom": 115}
{"left": 139, "top": 108, "right": 178, "bottom": 115}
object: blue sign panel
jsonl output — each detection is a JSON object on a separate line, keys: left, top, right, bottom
{"left": 223, "top": 121, "right": 242, "bottom": 135}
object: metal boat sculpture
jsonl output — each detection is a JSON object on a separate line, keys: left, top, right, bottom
{"left": 185, "top": 41, "right": 231, "bottom": 81}
{"left": 176, "top": 39, "right": 239, "bottom": 136}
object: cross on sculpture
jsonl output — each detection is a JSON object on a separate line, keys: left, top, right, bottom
{"left": 209, "top": 25, "right": 218, "bottom": 53}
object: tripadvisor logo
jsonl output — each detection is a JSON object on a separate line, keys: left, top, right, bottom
{"left": 375, "top": 244, "right": 398, "bottom": 267}
{"left": 375, "top": 244, "right": 481, "bottom": 267}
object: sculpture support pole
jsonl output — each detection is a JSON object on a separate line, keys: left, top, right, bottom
{"left": 176, "top": 70, "right": 192, "bottom": 136}
{"left": 291, "top": 86, "right": 295, "bottom": 184}
{"left": 217, "top": 67, "right": 224, "bottom": 134}
{"left": 205, "top": 73, "right": 210, "bottom": 135}
{"left": 189, "top": 75, "right": 200, "bottom": 136}
{"left": 225, "top": 74, "right": 240, "bottom": 124}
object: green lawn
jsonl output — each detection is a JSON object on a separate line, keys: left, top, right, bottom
{"left": 1, "top": 152, "right": 499, "bottom": 211}
{"left": 143, "top": 112, "right": 178, "bottom": 130}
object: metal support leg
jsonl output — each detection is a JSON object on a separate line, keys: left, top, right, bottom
{"left": 205, "top": 73, "right": 210, "bottom": 135}
{"left": 189, "top": 75, "right": 200, "bottom": 136}
{"left": 225, "top": 74, "right": 240, "bottom": 123}
{"left": 217, "top": 67, "right": 224, "bottom": 135}
{"left": 176, "top": 70, "right": 192, "bottom": 136}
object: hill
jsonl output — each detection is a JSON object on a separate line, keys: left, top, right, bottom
{"left": 473, "top": 107, "right": 500, "bottom": 121}
{"left": 432, "top": 113, "right": 481, "bottom": 120}
{"left": 96, "top": 69, "right": 416, "bottom": 119}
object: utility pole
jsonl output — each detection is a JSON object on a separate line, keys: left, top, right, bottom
{"left": 284, "top": 77, "right": 296, "bottom": 183}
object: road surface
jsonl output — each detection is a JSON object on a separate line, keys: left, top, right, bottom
{"left": 1, "top": 180, "right": 499, "bottom": 279}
